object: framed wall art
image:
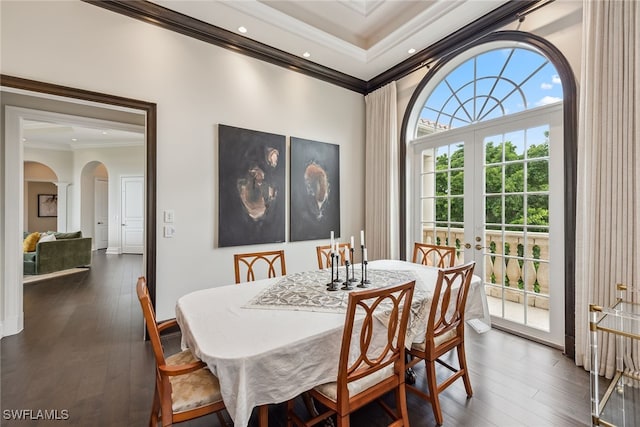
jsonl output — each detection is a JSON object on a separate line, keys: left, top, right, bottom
{"left": 218, "top": 124, "right": 286, "bottom": 247}
{"left": 38, "top": 194, "right": 58, "bottom": 217}
{"left": 290, "top": 137, "right": 340, "bottom": 241}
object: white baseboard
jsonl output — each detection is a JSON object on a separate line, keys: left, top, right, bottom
{"left": 1, "top": 313, "right": 24, "bottom": 337}
{"left": 105, "top": 247, "right": 122, "bottom": 255}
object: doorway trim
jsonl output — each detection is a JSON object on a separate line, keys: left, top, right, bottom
{"left": 1, "top": 74, "right": 157, "bottom": 337}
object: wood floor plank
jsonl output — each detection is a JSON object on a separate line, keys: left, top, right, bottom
{"left": 1, "top": 251, "right": 592, "bottom": 426}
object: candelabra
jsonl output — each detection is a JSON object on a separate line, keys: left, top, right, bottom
{"left": 348, "top": 247, "right": 358, "bottom": 284}
{"left": 358, "top": 245, "right": 370, "bottom": 288}
{"left": 327, "top": 252, "right": 341, "bottom": 291}
{"left": 341, "top": 259, "right": 354, "bottom": 290}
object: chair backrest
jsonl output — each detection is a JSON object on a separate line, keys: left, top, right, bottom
{"left": 336, "top": 280, "right": 415, "bottom": 401}
{"left": 426, "top": 262, "right": 475, "bottom": 352}
{"left": 234, "top": 249, "right": 286, "bottom": 283}
{"left": 412, "top": 243, "right": 456, "bottom": 268}
{"left": 136, "top": 276, "right": 166, "bottom": 368}
{"left": 316, "top": 243, "right": 352, "bottom": 269}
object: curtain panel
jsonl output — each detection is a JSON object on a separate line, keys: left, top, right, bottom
{"left": 575, "top": 0, "right": 640, "bottom": 375}
{"left": 364, "top": 82, "right": 399, "bottom": 261}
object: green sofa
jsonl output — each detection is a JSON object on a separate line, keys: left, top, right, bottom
{"left": 23, "top": 231, "right": 92, "bottom": 275}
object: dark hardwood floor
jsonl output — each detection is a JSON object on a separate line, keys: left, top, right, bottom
{"left": 1, "top": 251, "right": 591, "bottom": 426}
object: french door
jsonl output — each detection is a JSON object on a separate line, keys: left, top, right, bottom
{"left": 412, "top": 104, "right": 564, "bottom": 346}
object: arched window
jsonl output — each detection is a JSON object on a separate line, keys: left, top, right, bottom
{"left": 402, "top": 35, "right": 575, "bottom": 349}
{"left": 416, "top": 46, "right": 562, "bottom": 136}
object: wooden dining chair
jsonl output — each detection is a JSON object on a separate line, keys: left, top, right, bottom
{"left": 315, "top": 243, "right": 352, "bottom": 269}
{"left": 287, "top": 280, "right": 416, "bottom": 427}
{"left": 405, "top": 261, "right": 476, "bottom": 425}
{"left": 234, "top": 249, "right": 286, "bottom": 283}
{"left": 412, "top": 242, "right": 456, "bottom": 268}
{"left": 136, "top": 277, "right": 229, "bottom": 427}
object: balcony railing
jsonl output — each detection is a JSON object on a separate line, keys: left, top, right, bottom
{"left": 422, "top": 227, "right": 550, "bottom": 310}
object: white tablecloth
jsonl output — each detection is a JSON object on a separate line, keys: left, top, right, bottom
{"left": 175, "top": 260, "right": 489, "bottom": 427}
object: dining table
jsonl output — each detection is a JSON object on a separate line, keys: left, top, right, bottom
{"left": 175, "top": 259, "right": 490, "bottom": 427}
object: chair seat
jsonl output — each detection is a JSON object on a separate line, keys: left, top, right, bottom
{"left": 313, "top": 365, "right": 395, "bottom": 402}
{"left": 166, "top": 350, "right": 223, "bottom": 413}
{"left": 411, "top": 329, "right": 457, "bottom": 352}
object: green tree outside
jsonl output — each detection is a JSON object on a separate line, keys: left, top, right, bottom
{"left": 433, "top": 131, "right": 549, "bottom": 230}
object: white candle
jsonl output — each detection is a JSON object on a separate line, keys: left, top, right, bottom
{"left": 334, "top": 241, "right": 338, "bottom": 255}
{"left": 363, "top": 248, "right": 368, "bottom": 262}
{"left": 360, "top": 230, "right": 365, "bottom": 247}
{"left": 330, "top": 231, "right": 334, "bottom": 251}
{"left": 350, "top": 235, "right": 354, "bottom": 248}
{"left": 345, "top": 246, "right": 350, "bottom": 262}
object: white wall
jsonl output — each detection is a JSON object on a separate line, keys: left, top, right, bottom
{"left": 1, "top": 1, "right": 365, "bottom": 320}
{"left": 75, "top": 146, "right": 144, "bottom": 251}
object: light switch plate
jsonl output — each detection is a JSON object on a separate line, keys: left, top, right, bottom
{"left": 163, "top": 225, "right": 175, "bottom": 238}
{"left": 164, "top": 210, "right": 174, "bottom": 223}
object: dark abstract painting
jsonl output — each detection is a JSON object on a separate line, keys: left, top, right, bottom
{"left": 290, "top": 137, "right": 340, "bottom": 241}
{"left": 218, "top": 125, "right": 286, "bottom": 247}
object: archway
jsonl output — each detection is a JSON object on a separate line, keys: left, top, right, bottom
{"left": 399, "top": 31, "right": 577, "bottom": 354}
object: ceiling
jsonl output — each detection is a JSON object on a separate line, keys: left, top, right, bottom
{"left": 19, "top": 0, "right": 521, "bottom": 146}
{"left": 150, "top": 0, "right": 509, "bottom": 81}
{"left": 22, "top": 120, "right": 144, "bottom": 151}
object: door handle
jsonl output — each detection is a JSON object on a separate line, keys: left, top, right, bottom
{"left": 122, "top": 223, "right": 126, "bottom": 226}
{"left": 465, "top": 243, "right": 485, "bottom": 250}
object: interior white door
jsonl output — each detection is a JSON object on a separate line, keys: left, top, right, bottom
{"left": 121, "top": 176, "right": 144, "bottom": 254}
{"left": 95, "top": 178, "right": 108, "bottom": 250}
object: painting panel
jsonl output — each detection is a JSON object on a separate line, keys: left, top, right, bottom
{"left": 290, "top": 137, "right": 340, "bottom": 242}
{"left": 218, "top": 125, "right": 286, "bottom": 247}
{"left": 38, "top": 194, "right": 57, "bottom": 217}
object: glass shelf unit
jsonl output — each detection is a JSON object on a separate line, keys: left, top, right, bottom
{"left": 590, "top": 284, "right": 640, "bottom": 427}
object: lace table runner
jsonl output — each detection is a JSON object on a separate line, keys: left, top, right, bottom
{"left": 244, "top": 268, "right": 431, "bottom": 343}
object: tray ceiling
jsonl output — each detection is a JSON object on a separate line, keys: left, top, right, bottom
{"left": 150, "top": 0, "right": 509, "bottom": 80}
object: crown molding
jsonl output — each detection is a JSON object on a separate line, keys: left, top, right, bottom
{"left": 83, "top": 0, "right": 368, "bottom": 94}
{"left": 366, "top": 0, "right": 544, "bottom": 93}
{"left": 82, "top": 0, "right": 548, "bottom": 95}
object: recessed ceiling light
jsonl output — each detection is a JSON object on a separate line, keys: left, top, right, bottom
{"left": 238, "top": 26, "right": 247, "bottom": 34}
{"left": 408, "top": 48, "right": 416, "bottom": 54}
{"left": 22, "top": 137, "right": 26, "bottom": 142}
{"left": 71, "top": 138, "right": 78, "bottom": 142}
{"left": 102, "top": 131, "right": 108, "bottom": 135}
{"left": 303, "top": 52, "right": 311, "bottom": 58}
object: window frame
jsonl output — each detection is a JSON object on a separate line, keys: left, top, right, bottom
{"left": 399, "top": 30, "right": 577, "bottom": 355}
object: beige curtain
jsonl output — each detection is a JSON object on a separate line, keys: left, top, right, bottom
{"left": 364, "top": 82, "right": 399, "bottom": 260}
{"left": 575, "top": 0, "right": 640, "bottom": 375}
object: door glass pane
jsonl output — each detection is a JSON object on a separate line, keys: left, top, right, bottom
{"left": 485, "top": 195, "right": 502, "bottom": 227}
{"left": 485, "top": 137, "right": 503, "bottom": 164}
{"left": 418, "top": 142, "right": 465, "bottom": 264}
{"left": 527, "top": 160, "right": 548, "bottom": 191}
{"left": 485, "top": 165, "right": 502, "bottom": 193}
{"left": 421, "top": 198, "right": 434, "bottom": 222}
{"left": 504, "top": 163, "right": 524, "bottom": 193}
{"left": 483, "top": 124, "right": 551, "bottom": 332}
